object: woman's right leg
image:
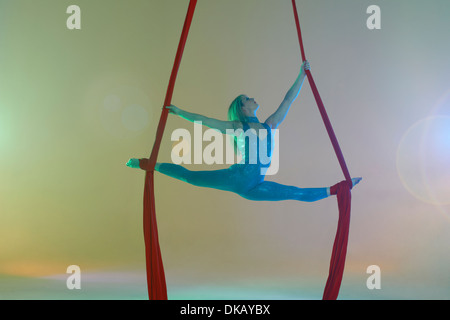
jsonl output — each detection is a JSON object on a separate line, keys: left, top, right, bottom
{"left": 240, "top": 178, "right": 362, "bottom": 202}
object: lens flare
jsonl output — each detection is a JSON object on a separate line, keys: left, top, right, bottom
{"left": 99, "top": 85, "right": 152, "bottom": 139}
{"left": 397, "top": 116, "right": 450, "bottom": 211}
{"left": 121, "top": 104, "right": 149, "bottom": 132}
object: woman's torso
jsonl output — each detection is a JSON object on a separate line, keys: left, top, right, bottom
{"left": 235, "top": 121, "right": 273, "bottom": 175}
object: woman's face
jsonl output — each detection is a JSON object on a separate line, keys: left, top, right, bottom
{"left": 240, "top": 95, "right": 259, "bottom": 114}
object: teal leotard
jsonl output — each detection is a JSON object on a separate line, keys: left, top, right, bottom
{"left": 155, "top": 118, "right": 328, "bottom": 202}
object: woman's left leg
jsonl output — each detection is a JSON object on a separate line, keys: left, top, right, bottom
{"left": 240, "top": 181, "right": 329, "bottom": 202}
{"left": 154, "top": 162, "right": 254, "bottom": 194}
{"left": 127, "top": 159, "right": 261, "bottom": 194}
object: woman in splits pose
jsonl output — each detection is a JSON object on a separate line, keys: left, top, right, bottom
{"left": 127, "top": 61, "right": 361, "bottom": 201}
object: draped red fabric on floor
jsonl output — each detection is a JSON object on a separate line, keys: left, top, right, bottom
{"left": 292, "top": 0, "right": 353, "bottom": 300}
{"left": 141, "top": 0, "right": 353, "bottom": 300}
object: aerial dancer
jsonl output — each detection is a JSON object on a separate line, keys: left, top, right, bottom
{"left": 126, "top": 60, "right": 361, "bottom": 201}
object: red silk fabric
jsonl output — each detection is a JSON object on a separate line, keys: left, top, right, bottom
{"left": 292, "top": 0, "right": 353, "bottom": 300}
{"left": 143, "top": 0, "right": 198, "bottom": 300}
{"left": 142, "top": 0, "right": 352, "bottom": 300}
{"left": 325, "top": 180, "right": 352, "bottom": 299}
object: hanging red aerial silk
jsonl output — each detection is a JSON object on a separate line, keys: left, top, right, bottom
{"left": 142, "top": 0, "right": 352, "bottom": 300}
{"left": 292, "top": 0, "right": 353, "bottom": 300}
{"left": 141, "top": 0, "right": 198, "bottom": 300}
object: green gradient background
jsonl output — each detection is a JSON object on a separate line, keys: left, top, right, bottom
{"left": 1, "top": 0, "right": 449, "bottom": 299}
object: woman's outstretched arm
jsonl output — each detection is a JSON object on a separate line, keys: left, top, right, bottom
{"left": 166, "top": 105, "right": 240, "bottom": 134}
{"left": 265, "top": 60, "right": 310, "bottom": 129}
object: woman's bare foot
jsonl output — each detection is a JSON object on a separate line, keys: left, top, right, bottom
{"left": 126, "top": 158, "right": 140, "bottom": 169}
{"left": 126, "top": 159, "right": 160, "bottom": 171}
{"left": 352, "top": 177, "right": 362, "bottom": 187}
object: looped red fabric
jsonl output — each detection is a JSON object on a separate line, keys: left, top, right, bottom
{"left": 330, "top": 180, "right": 352, "bottom": 196}
{"left": 324, "top": 181, "right": 352, "bottom": 300}
{"left": 139, "top": 158, "right": 151, "bottom": 171}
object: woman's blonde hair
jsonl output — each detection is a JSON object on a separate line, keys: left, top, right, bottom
{"left": 227, "top": 94, "right": 248, "bottom": 156}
